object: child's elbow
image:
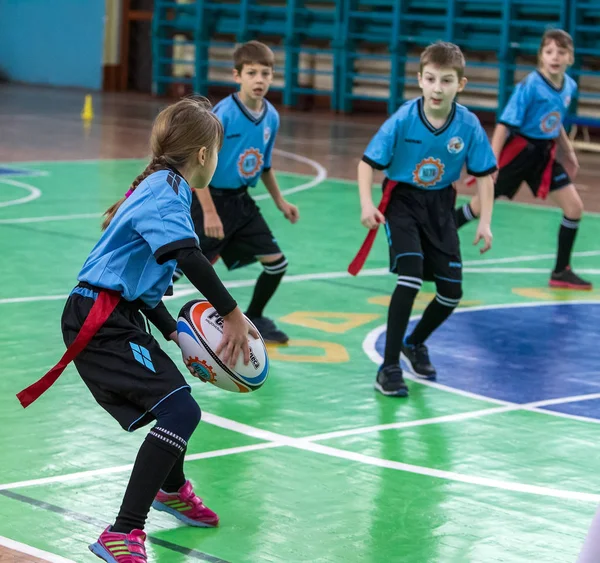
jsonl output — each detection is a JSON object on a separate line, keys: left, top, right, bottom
{"left": 357, "top": 159, "right": 371, "bottom": 173}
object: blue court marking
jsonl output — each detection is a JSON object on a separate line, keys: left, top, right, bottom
{"left": 0, "top": 167, "right": 43, "bottom": 177}
{"left": 375, "top": 302, "right": 600, "bottom": 420}
{"left": 543, "top": 398, "right": 600, "bottom": 419}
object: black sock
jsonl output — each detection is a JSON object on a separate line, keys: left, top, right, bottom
{"left": 554, "top": 216, "right": 580, "bottom": 273}
{"left": 161, "top": 447, "right": 187, "bottom": 493}
{"left": 455, "top": 203, "right": 476, "bottom": 228}
{"left": 112, "top": 427, "right": 187, "bottom": 533}
{"left": 406, "top": 293, "right": 460, "bottom": 345}
{"left": 383, "top": 280, "right": 420, "bottom": 366}
{"left": 245, "top": 257, "right": 287, "bottom": 318}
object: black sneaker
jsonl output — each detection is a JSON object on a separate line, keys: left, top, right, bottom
{"left": 549, "top": 266, "right": 592, "bottom": 290}
{"left": 247, "top": 315, "right": 289, "bottom": 344}
{"left": 374, "top": 365, "right": 409, "bottom": 397}
{"left": 401, "top": 342, "right": 437, "bottom": 380}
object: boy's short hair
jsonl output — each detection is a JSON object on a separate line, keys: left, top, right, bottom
{"left": 419, "top": 42, "right": 466, "bottom": 79}
{"left": 233, "top": 41, "right": 275, "bottom": 73}
{"left": 538, "top": 28, "right": 574, "bottom": 57}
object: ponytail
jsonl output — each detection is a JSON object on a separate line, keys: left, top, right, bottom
{"left": 101, "top": 155, "right": 169, "bottom": 230}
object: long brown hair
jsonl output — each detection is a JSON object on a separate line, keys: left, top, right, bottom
{"left": 102, "top": 96, "right": 223, "bottom": 230}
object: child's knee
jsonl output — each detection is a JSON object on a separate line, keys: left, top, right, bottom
{"left": 183, "top": 395, "right": 202, "bottom": 431}
{"left": 394, "top": 255, "right": 424, "bottom": 281}
{"left": 435, "top": 278, "right": 462, "bottom": 307}
{"left": 555, "top": 184, "right": 584, "bottom": 219}
{"left": 395, "top": 255, "right": 423, "bottom": 290}
{"left": 394, "top": 256, "right": 424, "bottom": 299}
{"left": 261, "top": 254, "right": 288, "bottom": 275}
{"left": 565, "top": 198, "right": 584, "bottom": 219}
{"left": 152, "top": 389, "right": 201, "bottom": 443}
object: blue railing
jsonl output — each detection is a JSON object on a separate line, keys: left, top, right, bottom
{"left": 152, "top": 0, "right": 600, "bottom": 122}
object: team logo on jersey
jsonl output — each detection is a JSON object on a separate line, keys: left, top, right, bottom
{"left": 413, "top": 157, "right": 445, "bottom": 188}
{"left": 540, "top": 111, "right": 561, "bottom": 134}
{"left": 447, "top": 136, "right": 464, "bottom": 154}
{"left": 264, "top": 127, "right": 271, "bottom": 143}
{"left": 238, "top": 148, "right": 264, "bottom": 179}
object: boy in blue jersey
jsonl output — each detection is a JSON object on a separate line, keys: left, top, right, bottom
{"left": 183, "top": 41, "right": 299, "bottom": 344}
{"left": 17, "top": 98, "right": 258, "bottom": 562}
{"left": 456, "top": 29, "right": 590, "bottom": 290}
{"left": 353, "top": 42, "right": 495, "bottom": 397}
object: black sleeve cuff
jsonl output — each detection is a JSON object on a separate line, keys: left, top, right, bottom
{"left": 361, "top": 155, "right": 388, "bottom": 170}
{"left": 498, "top": 120, "right": 517, "bottom": 129}
{"left": 141, "top": 301, "right": 177, "bottom": 339}
{"left": 467, "top": 165, "right": 498, "bottom": 178}
{"left": 263, "top": 167, "right": 272, "bottom": 173}
{"left": 154, "top": 238, "right": 199, "bottom": 265}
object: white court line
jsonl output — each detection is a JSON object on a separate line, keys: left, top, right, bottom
{"left": 0, "top": 178, "right": 42, "bottom": 208}
{"left": 3, "top": 160, "right": 600, "bottom": 216}
{"left": 0, "top": 410, "right": 508, "bottom": 490}
{"left": 461, "top": 267, "right": 600, "bottom": 275}
{"left": 464, "top": 249, "right": 600, "bottom": 266}
{"left": 0, "top": 158, "right": 146, "bottom": 167}
{"left": 200, "top": 415, "right": 600, "bottom": 503}
{"left": 362, "top": 300, "right": 600, "bottom": 424}
{"left": 0, "top": 269, "right": 393, "bottom": 305}
{"left": 0, "top": 536, "right": 76, "bottom": 563}
{"left": 305, "top": 392, "right": 600, "bottom": 442}
{"left": 201, "top": 412, "right": 600, "bottom": 503}
{"left": 3, "top": 396, "right": 600, "bottom": 502}
{"left": 254, "top": 148, "right": 327, "bottom": 200}
{"left": 0, "top": 150, "right": 325, "bottom": 225}
{"left": 0, "top": 442, "right": 278, "bottom": 492}
{"left": 0, "top": 212, "right": 101, "bottom": 225}
{"left": 4, "top": 253, "right": 600, "bottom": 306}
{"left": 291, "top": 440, "right": 600, "bottom": 503}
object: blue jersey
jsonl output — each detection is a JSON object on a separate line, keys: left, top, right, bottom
{"left": 79, "top": 169, "right": 199, "bottom": 308}
{"left": 363, "top": 98, "right": 496, "bottom": 189}
{"left": 210, "top": 93, "right": 280, "bottom": 189}
{"left": 499, "top": 71, "right": 577, "bottom": 140}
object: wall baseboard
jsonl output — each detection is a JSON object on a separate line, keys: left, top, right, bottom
{"left": 103, "top": 65, "right": 121, "bottom": 91}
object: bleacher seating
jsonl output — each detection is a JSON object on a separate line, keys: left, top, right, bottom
{"left": 151, "top": 0, "right": 600, "bottom": 132}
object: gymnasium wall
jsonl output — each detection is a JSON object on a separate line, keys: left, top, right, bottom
{"left": 0, "top": 0, "right": 106, "bottom": 89}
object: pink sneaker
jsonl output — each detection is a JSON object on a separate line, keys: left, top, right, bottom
{"left": 152, "top": 480, "right": 219, "bottom": 527}
{"left": 89, "top": 527, "right": 147, "bottom": 562}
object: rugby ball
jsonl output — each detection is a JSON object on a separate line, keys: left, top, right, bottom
{"left": 177, "top": 299, "right": 269, "bottom": 393}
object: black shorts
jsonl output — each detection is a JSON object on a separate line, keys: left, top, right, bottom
{"left": 191, "top": 187, "right": 282, "bottom": 270}
{"left": 384, "top": 181, "right": 462, "bottom": 283}
{"left": 495, "top": 135, "right": 571, "bottom": 200}
{"left": 61, "top": 285, "right": 190, "bottom": 432}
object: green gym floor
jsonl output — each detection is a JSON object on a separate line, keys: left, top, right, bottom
{"left": 1, "top": 86, "right": 600, "bottom": 563}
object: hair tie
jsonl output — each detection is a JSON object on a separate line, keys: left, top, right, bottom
{"left": 124, "top": 188, "right": 134, "bottom": 198}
